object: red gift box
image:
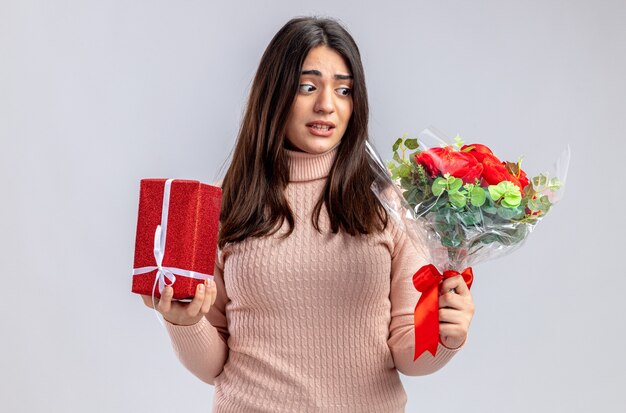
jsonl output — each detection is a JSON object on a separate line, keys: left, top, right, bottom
{"left": 131, "top": 178, "right": 222, "bottom": 302}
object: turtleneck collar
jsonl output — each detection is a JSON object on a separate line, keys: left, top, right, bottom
{"left": 285, "top": 145, "right": 339, "bottom": 182}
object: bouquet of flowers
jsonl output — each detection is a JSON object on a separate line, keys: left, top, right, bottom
{"left": 368, "top": 127, "right": 569, "bottom": 359}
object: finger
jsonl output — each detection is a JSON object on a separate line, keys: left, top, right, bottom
{"left": 439, "top": 322, "right": 464, "bottom": 337}
{"left": 200, "top": 279, "right": 217, "bottom": 314}
{"left": 185, "top": 283, "right": 205, "bottom": 317}
{"left": 452, "top": 278, "right": 470, "bottom": 295}
{"left": 439, "top": 276, "right": 459, "bottom": 296}
{"left": 438, "top": 293, "right": 460, "bottom": 309}
{"left": 441, "top": 275, "right": 470, "bottom": 296}
{"left": 141, "top": 295, "right": 156, "bottom": 309}
{"left": 157, "top": 286, "right": 173, "bottom": 313}
{"left": 439, "top": 286, "right": 457, "bottom": 296}
{"left": 439, "top": 322, "right": 456, "bottom": 335}
{"left": 440, "top": 275, "right": 462, "bottom": 292}
{"left": 439, "top": 307, "right": 465, "bottom": 324}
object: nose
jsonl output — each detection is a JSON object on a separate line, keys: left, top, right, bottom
{"left": 314, "top": 87, "right": 335, "bottom": 114}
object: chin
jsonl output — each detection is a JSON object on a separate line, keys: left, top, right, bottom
{"left": 286, "top": 138, "right": 339, "bottom": 155}
{"left": 308, "top": 141, "right": 340, "bottom": 154}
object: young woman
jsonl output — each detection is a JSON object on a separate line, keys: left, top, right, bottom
{"left": 142, "top": 16, "right": 475, "bottom": 413}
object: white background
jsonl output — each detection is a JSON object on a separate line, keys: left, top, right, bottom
{"left": 1, "top": 0, "right": 624, "bottom": 412}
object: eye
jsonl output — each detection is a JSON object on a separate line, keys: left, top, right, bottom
{"left": 299, "top": 84, "right": 316, "bottom": 93}
{"left": 336, "top": 87, "right": 352, "bottom": 96}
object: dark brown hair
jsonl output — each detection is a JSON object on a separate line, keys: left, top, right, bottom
{"left": 219, "top": 16, "right": 388, "bottom": 248}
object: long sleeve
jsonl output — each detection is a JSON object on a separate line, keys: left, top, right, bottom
{"left": 386, "top": 224, "right": 466, "bottom": 376}
{"left": 163, "top": 249, "right": 230, "bottom": 385}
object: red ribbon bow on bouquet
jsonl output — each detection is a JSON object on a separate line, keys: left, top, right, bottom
{"left": 412, "top": 264, "right": 474, "bottom": 360}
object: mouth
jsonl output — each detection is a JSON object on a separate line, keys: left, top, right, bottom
{"left": 306, "top": 121, "right": 336, "bottom": 132}
{"left": 306, "top": 121, "right": 335, "bottom": 137}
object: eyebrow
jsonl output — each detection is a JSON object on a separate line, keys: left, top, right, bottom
{"left": 301, "top": 69, "right": 353, "bottom": 80}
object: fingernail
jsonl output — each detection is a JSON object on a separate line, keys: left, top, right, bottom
{"left": 198, "top": 284, "right": 204, "bottom": 292}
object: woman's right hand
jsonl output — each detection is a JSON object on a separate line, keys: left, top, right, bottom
{"left": 140, "top": 278, "right": 218, "bottom": 326}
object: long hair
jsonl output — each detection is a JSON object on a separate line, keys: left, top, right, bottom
{"left": 219, "top": 16, "right": 388, "bottom": 248}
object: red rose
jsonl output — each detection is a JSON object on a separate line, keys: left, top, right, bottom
{"left": 463, "top": 143, "right": 530, "bottom": 192}
{"left": 460, "top": 144, "right": 496, "bottom": 163}
{"left": 415, "top": 148, "right": 441, "bottom": 178}
{"left": 481, "top": 155, "right": 514, "bottom": 185}
{"left": 415, "top": 146, "right": 483, "bottom": 184}
{"left": 481, "top": 156, "right": 528, "bottom": 192}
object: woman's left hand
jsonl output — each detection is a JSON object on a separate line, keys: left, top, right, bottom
{"left": 438, "top": 275, "right": 475, "bottom": 350}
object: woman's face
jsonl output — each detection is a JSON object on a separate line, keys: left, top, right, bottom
{"left": 284, "top": 46, "right": 353, "bottom": 154}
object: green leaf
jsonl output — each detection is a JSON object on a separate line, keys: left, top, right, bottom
{"left": 442, "top": 233, "right": 462, "bottom": 248}
{"left": 433, "top": 209, "right": 455, "bottom": 228}
{"left": 470, "top": 186, "right": 487, "bottom": 206}
{"left": 471, "top": 207, "right": 484, "bottom": 224}
{"left": 441, "top": 210, "right": 455, "bottom": 225}
{"left": 387, "top": 166, "right": 398, "bottom": 180}
{"left": 448, "top": 177, "right": 463, "bottom": 192}
{"left": 489, "top": 181, "right": 522, "bottom": 208}
{"left": 434, "top": 221, "right": 454, "bottom": 232}
{"left": 432, "top": 177, "right": 447, "bottom": 196}
{"left": 459, "top": 210, "right": 479, "bottom": 226}
{"left": 502, "top": 191, "right": 522, "bottom": 208}
{"left": 435, "top": 196, "right": 449, "bottom": 209}
{"left": 482, "top": 197, "right": 497, "bottom": 214}
{"left": 397, "top": 163, "right": 411, "bottom": 178}
{"left": 523, "top": 184, "right": 536, "bottom": 200}
{"left": 400, "top": 176, "right": 412, "bottom": 188}
{"left": 448, "top": 191, "right": 467, "bottom": 208}
{"left": 405, "top": 138, "right": 419, "bottom": 150}
{"left": 392, "top": 151, "right": 401, "bottom": 163}
{"left": 527, "top": 198, "right": 541, "bottom": 211}
{"left": 497, "top": 206, "right": 520, "bottom": 219}
{"left": 392, "top": 138, "right": 402, "bottom": 153}
{"left": 436, "top": 208, "right": 458, "bottom": 225}
{"left": 533, "top": 174, "right": 548, "bottom": 187}
{"left": 488, "top": 185, "right": 504, "bottom": 201}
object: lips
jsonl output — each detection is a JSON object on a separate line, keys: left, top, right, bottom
{"left": 306, "top": 120, "right": 335, "bottom": 138}
{"left": 306, "top": 121, "right": 336, "bottom": 130}
{"left": 306, "top": 121, "right": 335, "bottom": 137}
